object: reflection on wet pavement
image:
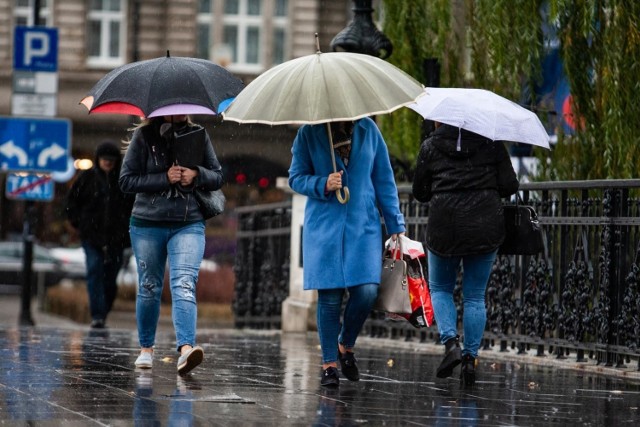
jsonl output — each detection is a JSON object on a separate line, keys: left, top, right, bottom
{"left": 0, "top": 326, "right": 638, "bottom": 426}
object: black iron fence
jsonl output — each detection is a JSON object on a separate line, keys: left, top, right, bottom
{"left": 233, "top": 201, "right": 291, "bottom": 329}
{"left": 233, "top": 180, "right": 640, "bottom": 369}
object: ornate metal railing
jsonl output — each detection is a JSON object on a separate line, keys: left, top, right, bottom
{"left": 233, "top": 180, "right": 640, "bottom": 369}
{"left": 232, "top": 201, "right": 291, "bottom": 329}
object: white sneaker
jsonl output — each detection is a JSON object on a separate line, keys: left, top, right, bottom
{"left": 177, "top": 346, "right": 204, "bottom": 375}
{"left": 135, "top": 351, "right": 153, "bottom": 369}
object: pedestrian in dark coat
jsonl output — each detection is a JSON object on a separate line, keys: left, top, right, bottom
{"left": 66, "top": 140, "right": 134, "bottom": 328}
{"left": 412, "top": 122, "right": 519, "bottom": 385}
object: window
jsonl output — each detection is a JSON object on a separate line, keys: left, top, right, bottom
{"left": 197, "top": 0, "right": 289, "bottom": 74}
{"left": 196, "top": 0, "right": 213, "bottom": 59}
{"left": 87, "top": 0, "right": 127, "bottom": 68}
{"left": 272, "top": 0, "right": 288, "bottom": 65}
{"left": 14, "top": 0, "right": 52, "bottom": 26}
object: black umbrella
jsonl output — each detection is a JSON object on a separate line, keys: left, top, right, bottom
{"left": 80, "top": 51, "right": 244, "bottom": 117}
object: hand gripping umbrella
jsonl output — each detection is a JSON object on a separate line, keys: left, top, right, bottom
{"left": 408, "top": 87, "right": 550, "bottom": 149}
{"left": 80, "top": 51, "right": 244, "bottom": 118}
{"left": 223, "top": 35, "right": 424, "bottom": 203}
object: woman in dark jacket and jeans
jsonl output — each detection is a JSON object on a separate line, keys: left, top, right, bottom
{"left": 120, "top": 114, "right": 223, "bottom": 375}
{"left": 412, "top": 123, "right": 519, "bottom": 385}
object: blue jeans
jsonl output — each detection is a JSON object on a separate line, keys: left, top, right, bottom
{"left": 82, "top": 241, "right": 123, "bottom": 321}
{"left": 130, "top": 222, "right": 205, "bottom": 352}
{"left": 316, "top": 284, "right": 378, "bottom": 364}
{"left": 427, "top": 250, "right": 497, "bottom": 358}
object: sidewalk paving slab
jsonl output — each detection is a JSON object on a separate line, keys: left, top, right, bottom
{"left": 0, "top": 295, "right": 639, "bottom": 426}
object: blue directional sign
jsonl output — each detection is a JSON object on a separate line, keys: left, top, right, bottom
{"left": 0, "top": 116, "right": 71, "bottom": 173}
{"left": 5, "top": 173, "right": 54, "bottom": 201}
{"left": 14, "top": 27, "right": 58, "bottom": 72}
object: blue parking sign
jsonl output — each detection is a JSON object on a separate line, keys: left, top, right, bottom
{"left": 14, "top": 27, "right": 58, "bottom": 72}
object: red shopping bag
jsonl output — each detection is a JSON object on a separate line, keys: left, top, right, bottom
{"left": 383, "top": 236, "right": 434, "bottom": 328}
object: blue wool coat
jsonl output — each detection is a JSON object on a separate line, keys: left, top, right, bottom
{"left": 288, "top": 117, "right": 406, "bottom": 290}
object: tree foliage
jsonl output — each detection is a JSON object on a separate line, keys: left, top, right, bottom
{"left": 378, "top": 0, "right": 460, "bottom": 181}
{"left": 543, "top": 0, "right": 640, "bottom": 179}
{"left": 380, "top": 0, "right": 640, "bottom": 180}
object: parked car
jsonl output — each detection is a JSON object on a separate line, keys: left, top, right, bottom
{"left": 0, "top": 241, "right": 65, "bottom": 293}
{"left": 49, "top": 246, "right": 86, "bottom": 279}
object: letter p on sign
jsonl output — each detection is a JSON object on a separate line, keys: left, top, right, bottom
{"left": 24, "top": 32, "right": 49, "bottom": 66}
{"left": 13, "top": 27, "right": 58, "bottom": 72}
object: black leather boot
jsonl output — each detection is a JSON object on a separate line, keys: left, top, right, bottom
{"left": 436, "top": 336, "right": 462, "bottom": 378}
{"left": 460, "top": 354, "right": 477, "bottom": 386}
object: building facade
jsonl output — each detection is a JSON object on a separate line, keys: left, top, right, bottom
{"left": 0, "top": 0, "right": 363, "bottom": 242}
{"left": 0, "top": 0, "right": 350, "bottom": 160}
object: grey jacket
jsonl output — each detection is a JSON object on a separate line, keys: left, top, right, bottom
{"left": 119, "top": 119, "right": 223, "bottom": 222}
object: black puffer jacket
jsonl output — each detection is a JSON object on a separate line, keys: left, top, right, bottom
{"left": 66, "top": 141, "right": 135, "bottom": 249}
{"left": 119, "top": 118, "right": 223, "bottom": 222}
{"left": 412, "top": 124, "right": 519, "bottom": 256}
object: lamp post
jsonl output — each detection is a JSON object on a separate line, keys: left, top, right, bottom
{"left": 330, "top": 0, "right": 393, "bottom": 59}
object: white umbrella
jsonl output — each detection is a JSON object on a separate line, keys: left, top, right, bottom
{"left": 408, "top": 87, "right": 550, "bottom": 149}
{"left": 223, "top": 38, "right": 424, "bottom": 202}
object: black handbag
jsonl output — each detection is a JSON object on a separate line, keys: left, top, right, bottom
{"left": 194, "top": 188, "right": 225, "bottom": 219}
{"left": 498, "top": 195, "right": 544, "bottom": 255}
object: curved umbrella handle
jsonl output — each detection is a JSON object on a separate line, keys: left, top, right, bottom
{"left": 326, "top": 123, "right": 350, "bottom": 204}
{"left": 336, "top": 186, "right": 350, "bottom": 204}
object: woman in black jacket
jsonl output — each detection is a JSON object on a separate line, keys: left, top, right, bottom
{"left": 119, "top": 115, "right": 223, "bottom": 375}
{"left": 412, "top": 123, "right": 519, "bottom": 385}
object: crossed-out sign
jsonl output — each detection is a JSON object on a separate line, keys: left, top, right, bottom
{"left": 0, "top": 116, "right": 70, "bottom": 173}
{"left": 5, "top": 173, "right": 54, "bottom": 201}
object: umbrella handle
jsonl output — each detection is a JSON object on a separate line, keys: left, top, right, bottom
{"left": 335, "top": 186, "right": 350, "bottom": 204}
{"left": 326, "top": 123, "right": 350, "bottom": 204}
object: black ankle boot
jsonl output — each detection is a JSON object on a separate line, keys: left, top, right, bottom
{"left": 460, "top": 354, "right": 476, "bottom": 386}
{"left": 436, "top": 336, "right": 462, "bottom": 378}
{"left": 338, "top": 349, "right": 360, "bottom": 381}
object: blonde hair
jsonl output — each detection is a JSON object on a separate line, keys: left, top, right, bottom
{"left": 122, "top": 115, "right": 194, "bottom": 148}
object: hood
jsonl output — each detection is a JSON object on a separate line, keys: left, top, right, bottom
{"left": 430, "top": 124, "right": 490, "bottom": 158}
{"left": 94, "top": 140, "right": 122, "bottom": 163}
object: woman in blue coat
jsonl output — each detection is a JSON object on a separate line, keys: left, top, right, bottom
{"left": 288, "top": 117, "right": 405, "bottom": 387}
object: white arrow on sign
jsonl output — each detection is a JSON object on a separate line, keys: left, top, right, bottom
{"left": 37, "top": 142, "right": 66, "bottom": 167}
{"left": 0, "top": 140, "right": 28, "bottom": 166}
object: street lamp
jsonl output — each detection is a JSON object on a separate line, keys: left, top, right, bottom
{"left": 330, "top": 0, "right": 392, "bottom": 59}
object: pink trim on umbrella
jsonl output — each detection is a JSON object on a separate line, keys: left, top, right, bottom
{"left": 148, "top": 104, "right": 217, "bottom": 118}
{"left": 89, "top": 102, "right": 145, "bottom": 117}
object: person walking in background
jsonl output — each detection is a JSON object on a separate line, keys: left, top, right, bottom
{"left": 412, "top": 122, "right": 519, "bottom": 386}
{"left": 66, "top": 140, "right": 135, "bottom": 329}
{"left": 119, "top": 114, "right": 223, "bottom": 375}
{"left": 288, "top": 117, "right": 406, "bottom": 387}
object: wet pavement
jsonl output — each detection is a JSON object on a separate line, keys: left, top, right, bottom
{"left": 1, "top": 296, "right": 639, "bottom": 426}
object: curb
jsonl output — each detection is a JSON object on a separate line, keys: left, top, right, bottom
{"left": 357, "top": 335, "right": 640, "bottom": 381}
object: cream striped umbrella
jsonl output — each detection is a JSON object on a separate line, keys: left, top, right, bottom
{"left": 223, "top": 38, "right": 424, "bottom": 203}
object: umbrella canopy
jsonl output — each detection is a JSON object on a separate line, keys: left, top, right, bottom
{"left": 223, "top": 47, "right": 424, "bottom": 203}
{"left": 222, "top": 51, "right": 424, "bottom": 125}
{"left": 80, "top": 53, "right": 244, "bottom": 118}
{"left": 408, "top": 87, "right": 550, "bottom": 149}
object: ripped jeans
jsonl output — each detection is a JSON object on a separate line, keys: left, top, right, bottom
{"left": 130, "top": 222, "right": 205, "bottom": 352}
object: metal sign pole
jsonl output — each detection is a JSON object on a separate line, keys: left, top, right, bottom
{"left": 19, "top": 202, "right": 35, "bottom": 325}
{"left": 18, "top": 1, "right": 43, "bottom": 326}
